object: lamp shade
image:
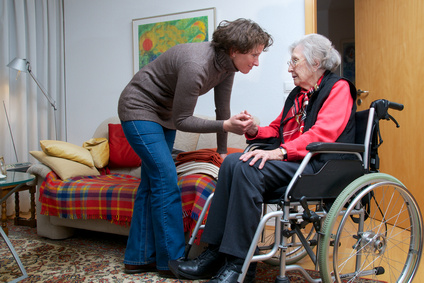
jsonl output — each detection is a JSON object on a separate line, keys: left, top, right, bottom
{"left": 7, "top": 58, "right": 28, "bottom": 72}
{"left": 6, "top": 56, "right": 59, "bottom": 139}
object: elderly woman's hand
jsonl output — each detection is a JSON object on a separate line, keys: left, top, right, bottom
{"left": 239, "top": 148, "right": 283, "bottom": 169}
{"left": 223, "top": 112, "right": 254, "bottom": 135}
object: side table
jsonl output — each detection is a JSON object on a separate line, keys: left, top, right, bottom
{"left": 13, "top": 183, "right": 37, "bottom": 228}
{"left": 6, "top": 163, "right": 36, "bottom": 229}
{"left": 0, "top": 172, "right": 36, "bottom": 234}
{"left": 0, "top": 171, "right": 34, "bottom": 283}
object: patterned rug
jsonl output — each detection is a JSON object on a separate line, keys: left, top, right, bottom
{"left": 0, "top": 221, "right": 381, "bottom": 282}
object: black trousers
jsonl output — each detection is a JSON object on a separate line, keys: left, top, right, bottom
{"left": 201, "top": 152, "right": 314, "bottom": 259}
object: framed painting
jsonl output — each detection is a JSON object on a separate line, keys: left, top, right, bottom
{"left": 132, "top": 8, "right": 216, "bottom": 74}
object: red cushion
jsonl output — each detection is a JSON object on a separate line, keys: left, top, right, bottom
{"left": 108, "top": 124, "right": 141, "bottom": 168}
{"left": 226, "top": 147, "right": 245, "bottom": 154}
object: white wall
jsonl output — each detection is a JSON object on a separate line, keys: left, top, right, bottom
{"left": 64, "top": 0, "right": 305, "bottom": 145}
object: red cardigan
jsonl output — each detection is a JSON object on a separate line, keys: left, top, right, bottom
{"left": 246, "top": 80, "right": 354, "bottom": 161}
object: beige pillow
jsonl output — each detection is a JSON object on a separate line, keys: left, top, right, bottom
{"left": 40, "top": 140, "right": 94, "bottom": 167}
{"left": 30, "top": 151, "right": 100, "bottom": 180}
{"left": 82, "top": 138, "right": 109, "bottom": 168}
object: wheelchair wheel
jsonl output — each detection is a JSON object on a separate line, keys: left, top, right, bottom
{"left": 318, "top": 173, "right": 423, "bottom": 283}
{"left": 257, "top": 204, "right": 314, "bottom": 265}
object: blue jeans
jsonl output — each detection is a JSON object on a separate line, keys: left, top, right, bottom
{"left": 121, "top": 120, "right": 185, "bottom": 270}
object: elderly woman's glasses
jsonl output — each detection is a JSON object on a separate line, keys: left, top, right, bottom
{"left": 287, "top": 59, "right": 303, "bottom": 68}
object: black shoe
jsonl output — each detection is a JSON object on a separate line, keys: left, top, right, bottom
{"left": 158, "top": 269, "right": 177, "bottom": 278}
{"left": 206, "top": 261, "right": 255, "bottom": 283}
{"left": 175, "top": 248, "right": 224, "bottom": 279}
{"left": 124, "top": 263, "right": 156, "bottom": 274}
{"left": 168, "top": 257, "right": 185, "bottom": 279}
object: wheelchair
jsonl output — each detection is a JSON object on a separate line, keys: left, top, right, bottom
{"left": 185, "top": 99, "right": 423, "bottom": 282}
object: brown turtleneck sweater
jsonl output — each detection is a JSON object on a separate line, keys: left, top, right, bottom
{"left": 118, "top": 42, "right": 238, "bottom": 153}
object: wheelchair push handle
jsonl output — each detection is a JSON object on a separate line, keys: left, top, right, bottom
{"left": 370, "top": 99, "right": 404, "bottom": 112}
{"left": 371, "top": 99, "right": 404, "bottom": 128}
{"left": 387, "top": 101, "right": 404, "bottom": 111}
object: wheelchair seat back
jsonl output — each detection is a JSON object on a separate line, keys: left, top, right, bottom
{"left": 354, "top": 109, "right": 369, "bottom": 145}
{"left": 287, "top": 159, "right": 364, "bottom": 201}
{"left": 283, "top": 109, "right": 372, "bottom": 203}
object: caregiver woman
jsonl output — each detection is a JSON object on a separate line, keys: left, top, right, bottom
{"left": 117, "top": 18, "right": 273, "bottom": 277}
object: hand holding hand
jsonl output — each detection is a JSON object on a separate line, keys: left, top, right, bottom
{"left": 223, "top": 111, "right": 254, "bottom": 135}
{"left": 239, "top": 110, "right": 258, "bottom": 136}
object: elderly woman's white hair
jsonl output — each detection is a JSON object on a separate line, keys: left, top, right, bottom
{"left": 289, "top": 34, "right": 341, "bottom": 72}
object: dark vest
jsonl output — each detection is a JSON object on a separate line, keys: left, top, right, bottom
{"left": 280, "top": 71, "right": 357, "bottom": 171}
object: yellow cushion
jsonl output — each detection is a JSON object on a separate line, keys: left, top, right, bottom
{"left": 30, "top": 151, "right": 100, "bottom": 180}
{"left": 82, "top": 138, "right": 109, "bottom": 169}
{"left": 40, "top": 140, "right": 94, "bottom": 167}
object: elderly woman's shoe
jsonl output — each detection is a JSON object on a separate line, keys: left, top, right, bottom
{"left": 206, "top": 261, "right": 255, "bottom": 283}
{"left": 174, "top": 248, "right": 224, "bottom": 279}
{"left": 124, "top": 263, "right": 156, "bottom": 274}
{"left": 158, "top": 269, "right": 177, "bottom": 278}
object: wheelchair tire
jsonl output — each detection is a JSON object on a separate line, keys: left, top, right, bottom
{"left": 318, "top": 173, "right": 423, "bottom": 283}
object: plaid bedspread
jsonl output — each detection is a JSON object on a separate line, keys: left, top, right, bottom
{"left": 179, "top": 174, "right": 216, "bottom": 232}
{"left": 39, "top": 171, "right": 216, "bottom": 231}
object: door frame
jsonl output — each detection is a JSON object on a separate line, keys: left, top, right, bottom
{"left": 305, "top": 0, "right": 317, "bottom": 34}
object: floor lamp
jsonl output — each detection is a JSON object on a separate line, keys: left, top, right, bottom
{"left": 7, "top": 57, "right": 58, "bottom": 140}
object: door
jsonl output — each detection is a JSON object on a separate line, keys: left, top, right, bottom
{"left": 306, "top": 0, "right": 424, "bottom": 213}
{"left": 355, "top": 0, "right": 424, "bottom": 217}
{"left": 308, "top": 0, "right": 424, "bottom": 279}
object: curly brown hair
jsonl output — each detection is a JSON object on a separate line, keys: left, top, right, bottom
{"left": 211, "top": 18, "right": 273, "bottom": 55}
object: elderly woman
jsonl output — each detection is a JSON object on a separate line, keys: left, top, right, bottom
{"left": 170, "top": 33, "right": 357, "bottom": 283}
{"left": 119, "top": 18, "right": 273, "bottom": 277}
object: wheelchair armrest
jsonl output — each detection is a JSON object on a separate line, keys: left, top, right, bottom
{"left": 306, "top": 142, "right": 365, "bottom": 153}
{"left": 244, "top": 143, "right": 274, "bottom": 153}
{"left": 244, "top": 137, "right": 280, "bottom": 153}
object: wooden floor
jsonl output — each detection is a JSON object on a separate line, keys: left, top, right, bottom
{"left": 261, "top": 222, "right": 424, "bottom": 282}
{"left": 294, "top": 249, "right": 424, "bottom": 282}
